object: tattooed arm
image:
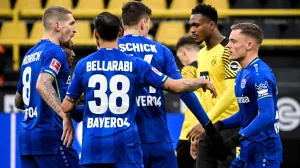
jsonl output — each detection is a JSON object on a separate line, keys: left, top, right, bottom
{"left": 14, "top": 92, "right": 25, "bottom": 110}
{"left": 36, "top": 72, "right": 68, "bottom": 119}
{"left": 162, "top": 77, "right": 217, "bottom": 98}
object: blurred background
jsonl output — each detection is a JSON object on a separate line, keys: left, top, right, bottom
{"left": 0, "top": 0, "right": 299, "bottom": 167}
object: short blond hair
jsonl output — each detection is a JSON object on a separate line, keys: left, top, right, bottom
{"left": 42, "top": 6, "right": 72, "bottom": 30}
{"left": 231, "top": 22, "right": 264, "bottom": 45}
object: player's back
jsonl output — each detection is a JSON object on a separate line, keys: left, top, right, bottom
{"left": 235, "top": 57, "right": 282, "bottom": 162}
{"left": 72, "top": 48, "right": 167, "bottom": 164}
{"left": 17, "top": 39, "right": 69, "bottom": 155}
{"left": 118, "top": 34, "right": 178, "bottom": 143}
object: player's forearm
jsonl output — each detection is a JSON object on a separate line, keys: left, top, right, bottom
{"left": 14, "top": 92, "right": 25, "bottom": 110}
{"left": 221, "top": 111, "right": 241, "bottom": 129}
{"left": 62, "top": 96, "right": 77, "bottom": 114}
{"left": 36, "top": 73, "right": 68, "bottom": 119}
{"left": 207, "top": 80, "right": 236, "bottom": 121}
{"left": 180, "top": 92, "right": 210, "bottom": 125}
{"left": 164, "top": 78, "right": 205, "bottom": 94}
{"left": 239, "top": 98, "right": 275, "bottom": 138}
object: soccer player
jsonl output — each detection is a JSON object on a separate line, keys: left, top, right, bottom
{"left": 188, "top": 3, "right": 240, "bottom": 168}
{"left": 14, "top": 6, "right": 79, "bottom": 168}
{"left": 175, "top": 34, "right": 202, "bottom": 168}
{"left": 119, "top": 2, "right": 222, "bottom": 168}
{"left": 214, "top": 23, "right": 282, "bottom": 168}
{"left": 61, "top": 12, "right": 217, "bottom": 168}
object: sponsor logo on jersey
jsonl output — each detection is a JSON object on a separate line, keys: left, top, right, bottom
{"left": 151, "top": 67, "right": 162, "bottom": 76}
{"left": 50, "top": 58, "right": 61, "bottom": 74}
{"left": 229, "top": 61, "right": 240, "bottom": 72}
{"left": 236, "top": 96, "right": 250, "bottom": 103}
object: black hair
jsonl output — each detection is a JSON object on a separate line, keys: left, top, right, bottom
{"left": 176, "top": 34, "right": 199, "bottom": 51}
{"left": 122, "top": 1, "right": 152, "bottom": 26}
{"left": 191, "top": 3, "right": 218, "bottom": 23}
{"left": 93, "top": 12, "right": 122, "bottom": 41}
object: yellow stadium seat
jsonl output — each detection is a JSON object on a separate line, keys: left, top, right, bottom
{"left": 203, "top": 0, "right": 229, "bottom": 10}
{"left": 45, "top": 0, "right": 72, "bottom": 9}
{"left": 30, "top": 21, "right": 44, "bottom": 40}
{"left": 72, "top": 21, "right": 92, "bottom": 42}
{"left": 0, "top": 21, "right": 27, "bottom": 39}
{"left": 141, "top": 0, "right": 167, "bottom": 10}
{"left": 0, "top": 0, "right": 11, "bottom": 10}
{"left": 170, "top": 0, "right": 197, "bottom": 10}
{"left": 156, "top": 21, "right": 186, "bottom": 45}
{"left": 14, "top": 0, "right": 42, "bottom": 10}
{"left": 75, "top": 0, "right": 104, "bottom": 10}
{"left": 107, "top": 0, "right": 132, "bottom": 10}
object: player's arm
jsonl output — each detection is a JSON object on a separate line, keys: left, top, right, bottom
{"left": 38, "top": 50, "right": 74, "bottom": 147}
{"left": 14, "top": 92, "right": 25, "bottom": 110}
{"left": 14, "top": 77, "right": 25, "bottom": 110}
{"left": 206, "top": 48, "right": 239, "bottom": 121}
{"left": 238, "top": 75, "right": 276, "bottom": 138}
{"left": 62, "top": 62, "right": 83, "bottom": 114}
{"left": 163, "top": 50, "right": 220, "bottom": 141}
{"left": 36, "top": 73, "right": 69, "bottom": 119}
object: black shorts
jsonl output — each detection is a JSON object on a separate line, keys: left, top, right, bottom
{"left": 196, "top": 128, "right": 239, "bottom": 168}
{"left": 176, "top": 140, "right": 196, "bottom": 168}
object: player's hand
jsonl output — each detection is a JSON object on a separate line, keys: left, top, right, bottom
{"left": 186, "top": 123, "right": 205, "bottom": 141}
{"left": 199, "top": 78, "right": 217, "bottom": 98}
{"left": 61, "top": 115, "right": 74, "bottom": 148}
{"left": 203, "top": 121, "right": 223, "bottom": 154}
{"left": 218, "top": 132, "right": 242, "bottom": 161}
{"left": 190, "top": 138, "right": 199, "bottom": 159}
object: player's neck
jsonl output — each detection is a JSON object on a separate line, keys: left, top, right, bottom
{"left": 42, "top": 33, "right": 60, "bottom": 46}
{"left": 240, "top": 52, "right": 259, "bottom": 68}
{"left": 205, "top": 30, "right": 225, "bottom": 50}
{"left": 98, "top": 40, "right": 118, "bottom": 49}
{"left": 124, "top": 28, "right": 143, "bottom": 36}
{"left": 187, "top": 50, "right": 198, "bottom": 65}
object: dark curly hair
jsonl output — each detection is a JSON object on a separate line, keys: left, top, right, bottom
{"left": 191, "top": 3, "right": 218, "bottom": 23}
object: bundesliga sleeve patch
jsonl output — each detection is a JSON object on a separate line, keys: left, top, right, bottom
{"left": 151, "top": 67, "right": 162, "bottom": 76}
{"left": 255, "top": 81, "right": 270, "bottom": 98}
{"left": 50, "top": 58, "right": 61, "bottom": 74}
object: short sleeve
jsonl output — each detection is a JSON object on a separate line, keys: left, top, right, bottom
{"left": 40, "top": 48, "right": 66, "bottom": 78}
{"left": 136, "top": 58, "right": 168, "bottom": 89}
{"left": 163, "top": 47, "right": 181, "bottom": 79}
{"left": 66, "top": 61, "right": 83, "bottom": 99}
{"left": 252, "top": 73, "right": 273, "bottom": 101}
{"left": 222, "top": 47, "right": 240, "bottom": 80}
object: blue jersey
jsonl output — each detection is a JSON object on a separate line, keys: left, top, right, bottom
{"left": 235, "top": 57, "right": 282, "bottom": 162}
{"left": 118, "top": 34, "right": 180, "bottom": 143}
{"left": 66, "top": 48, "right": 168, "bottom": 164}
{"left": 17, "top": 40, "right": 70, "bottom": 155}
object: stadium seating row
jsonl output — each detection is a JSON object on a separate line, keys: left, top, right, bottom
{"left": 2, "top": 0, "right": 300, "bottom": 11}
{"left": 1, "top": 20, "right": 300, "bottom": 45}
{"left": 1, "top": 0, "right": 300, "bottom": 19}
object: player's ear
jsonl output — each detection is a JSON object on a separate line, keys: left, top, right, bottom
{"left": 94, "top": 30, "right": 100, "bottom": 40}
{"left": 53, "top": 21, "right": 60, "bottom": 32}
{"left": 140, "top": 19, "right": 145, "bottom": 31}
{"left": 118, "top": 27, "right": 124, "bottom": 38}
{"left": 246, "top": 40, "right": 253, "bottom": 51}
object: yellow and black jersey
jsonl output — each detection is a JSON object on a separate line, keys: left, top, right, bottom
{"left": 179, "top": 61, "right": 200, "bottom": 140}
{"left": 196, "top": 38, "right": 240, "bottom": 123}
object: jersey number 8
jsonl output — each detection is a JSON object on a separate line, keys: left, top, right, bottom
{"left": 88, "top": 74, "right": 130, "bottom": 115}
